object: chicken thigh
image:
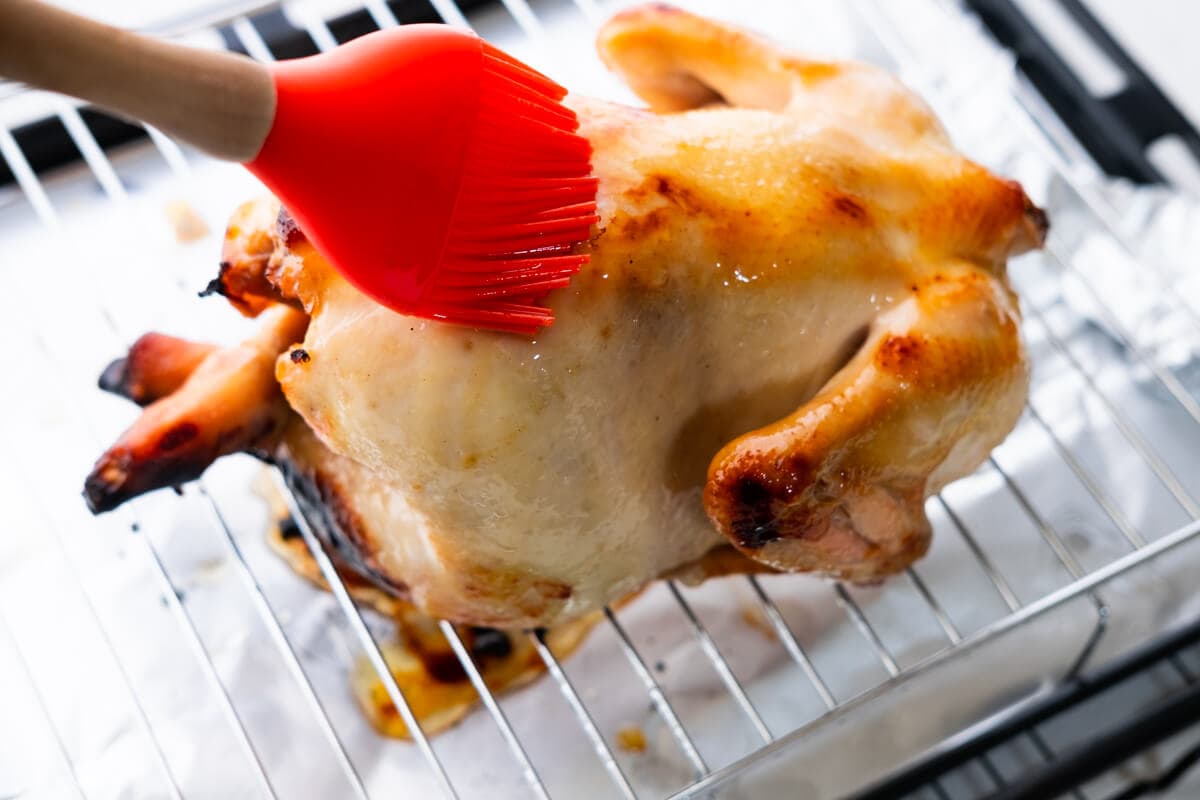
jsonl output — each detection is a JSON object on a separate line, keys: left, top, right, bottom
{"left": 86, "top": 5, "right": 1043, "bottom": 628}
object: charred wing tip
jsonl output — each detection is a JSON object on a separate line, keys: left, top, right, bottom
{"left": 83, "top": 470, "right": 125, "bottom": 515}
{"left": 1021, "top": 194, "right": 1050, "bottom": 250}
{"left": 726, "top": 475, "right": 782, "bottom": 549}
{"left": 83, "top": 449, "right": 136, "bottom": 514}
{"left": 198, "top": 276, "right": 227, "bottom": 299}
{"left": 276, "top": 206, "right": 306, "bottom": 248}
{"left": 199, "top": 260, "right": 233, "bottom": 300}
{"left": 97, "top": 356, "right": 131, "bottom": 398}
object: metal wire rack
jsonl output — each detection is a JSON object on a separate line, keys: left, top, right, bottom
{"left": 2, "top": 0, "right": 1200, "bottom": 798}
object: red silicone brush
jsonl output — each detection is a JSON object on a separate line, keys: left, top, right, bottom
{"left": 0, "top": 1, "right": 598, "bottom": 334}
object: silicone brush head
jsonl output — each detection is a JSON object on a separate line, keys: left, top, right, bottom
{"left": 247, "top": 26, "right": 597, "bottom": 335}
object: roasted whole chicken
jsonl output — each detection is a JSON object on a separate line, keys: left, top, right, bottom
{"left": 85, "top": 6, "right": 1045, "bottom": 628}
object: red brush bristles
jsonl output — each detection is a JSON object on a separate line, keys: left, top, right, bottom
{"left": 251, "top": 27, "right": 597, "bottom": 336}
{"left": 419, "top": 43, "right": 599, "bottom": 335}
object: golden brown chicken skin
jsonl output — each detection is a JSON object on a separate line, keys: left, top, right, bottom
{"left": 85, "top": 5, "right": 1043, "bottom": 627}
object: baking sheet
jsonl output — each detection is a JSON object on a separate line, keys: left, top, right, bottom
{"left": 3, "top": 0, "right": 1200, "bottom": 798}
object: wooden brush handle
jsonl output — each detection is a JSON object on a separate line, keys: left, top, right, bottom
{"left": 0, "top": 0, "right": 276, "bottom": 161}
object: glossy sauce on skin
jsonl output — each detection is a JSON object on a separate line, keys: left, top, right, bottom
{"left": 82, "top": 6, "right": 1042, "bottom": 631}
{"left": 272, "top": 6, "right": 1041, "bottom": 627}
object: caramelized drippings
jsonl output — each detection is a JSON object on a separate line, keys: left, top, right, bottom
{"left": 265, "top": 512, "right": 600, "bottom": 739}
{"left": 616, "top": 726, "right": 647, "bottom": 753}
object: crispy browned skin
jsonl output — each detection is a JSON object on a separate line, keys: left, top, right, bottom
{"left": 202, "top": 198, "right": 297, "bottom": 315}
{"left": 98, "top": 333, "right": 217, "bottom": 406}
{"left": 704, "top": 268, "right": 1026, "bottom": 577}
{"left": 87, "top": 311, "right": 758, "bottom": 594}
{"left": 83, "top": 305, "right": 307, "bottom": 513}
{"left": 263, "top": 4, "right": 1040, "bottom": 618}
{"left": 600, "top": 6, "right": 1037, "bottom": 580}
{"left": 88, "top": 311, "right": 763, "bottom": 594}
{"left": 86, "top": 5, "right": 1043, "bottom": 624}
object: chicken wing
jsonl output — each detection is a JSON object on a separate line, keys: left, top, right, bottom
{"left": 84, "top": 305, "right": 306, "bottom": 513}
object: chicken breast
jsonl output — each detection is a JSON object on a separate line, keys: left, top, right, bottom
{"left": 85, "top": 5, "right": 1043, "bottom": 628}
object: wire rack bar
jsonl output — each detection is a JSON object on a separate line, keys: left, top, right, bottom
{"left": 996, "top": 74, "right": 1200, "bottom": 337}
{"left": 498, "top": 0, "right": 546, "bottom": 40}
{"left": 17, "top": 524, "right": 184, "bottom": 800}
{"left": 143, "top": 124, "right": 193, "bottom": 179}
{"left": 1065, "top": 601, "right": 1111, "bottom": 682}
{"left": 1024, "top": 299, "right": 1200, "bottom": 518}
{"left": 1016, "top": 402, "right": 1145, "bottom": 550}
{"left": 680, "top": 517, "right": 1200, "bottom": 799}
{"left": 196, "top": 491, "right": 369, "bottom": 800}
{"left": 438, "top": 622, "right": 551, "bottom": 800}
{"left": 665, "top": 582, "right": 773, "bottom": 744}
{"left": 292, "top": 3, "right": 341, "bottom": 52}
{"left": 528, "top": 631, "right": 638, "bottom": 800}
{"left": 833, "top": 583, "right": 900, "bottom": 678}
{"left": 906, "top": 568, "right": 962, "bottom": 645}
{"left": 745, "top": 576, "right": 837, "bottom": 711}
{"left": 906, "top": 560, "right": 1010, "bottom": 793}
{"left": 141, "top": 0, "right": 279, "bottom": 38}
{"left": 604, "top": 608, "right": 709, "bottom": 777}
{"left": 568, "top": 0, "right": 604, "bottom": 25}
{"left": 0, "top": 130, "right": 281, "bottom": 798}
{"left": 861, "top": 13, "right": 1200, "bottom": 742}
{"left": 232, "top": 16, "right": 277, "bottom": 62}
{"left": 15, "top": 103, "right": 286, "bottom": 799}
{"left": 860, "top": 0, "right": 1178, "bottom": 565}
{"left": 986, "top": 458, "right": 1086, "bottom": 581}
{"left": 122, "top": 96, "right": 370, "bottom": 797}
{"left": 45, "top": 51, "right": 367, "bottom": 798}
{"left": 276, "top": 12, "right": 546, "bottom": 797}
{"left": 0, "top": 609, "right": 87, "bottom": 800}
{"left": 935, "top": 496, "right": 1023, "bottom": 613}
{"left": 137, "top": 515, "right": 281, "bottom": 798}
{"left": 428, "top": 0, "right": 472, "bottom": 28}
{"left": 0, "top": 125, "right": 58, "bottom": 224}
{"left": 53, "top": 100, "right": 127, "bottom": 200}
{"left": 275, "top": 473, "right": 458, "bottom": 799}
{"left": 136, "top": 513, "right": 280, "bottom": 798}
{"left": 362, "top": 0, "right": 400, "bottom": 29}
{"left": 901, "top": 0, "right": 1200, "bottom": 349}
{"left": 1044, "top": 246, "right": 1200, "bottom": 429}
{"left": 0, "top": 430, "right": 182, "bottom": 798}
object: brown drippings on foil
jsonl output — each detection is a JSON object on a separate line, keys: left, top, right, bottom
{"left": 739, "top": 604, "right": 778, "bottom": 642}
{"left": 616, "top": 726, "right": 647, "bottom": 753}
{"left": 264, "top": 507, "right": 599, "bottom": 739}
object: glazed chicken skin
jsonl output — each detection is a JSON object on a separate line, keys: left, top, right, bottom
{"left": 85, "top": 6, "right": 1044, "bottom": 628}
